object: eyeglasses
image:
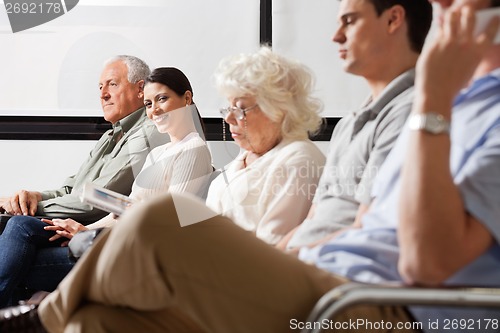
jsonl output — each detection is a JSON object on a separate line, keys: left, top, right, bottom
{"left": 219, "top": 104, "right": 258, "bottom": 121}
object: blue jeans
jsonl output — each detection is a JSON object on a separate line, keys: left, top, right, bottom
{"left": 0, "top": 216, "right": 74, "bottom": 307}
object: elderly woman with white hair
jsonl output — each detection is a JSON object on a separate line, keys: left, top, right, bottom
{"left": 207, "top": 46, "right": 326, "bottom": 245}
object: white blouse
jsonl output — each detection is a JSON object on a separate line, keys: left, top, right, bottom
{"left": 131, "top": 132, "right": 212, "bottom": 200}
{"left": 89, "top": 132, "right": 213, "bottom": 229}
{"left": 206, "top": 139, "right": 325, "bottom": 245}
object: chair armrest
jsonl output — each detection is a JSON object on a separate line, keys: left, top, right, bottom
{"left": 303, "top": 282, "right": 500, "bottom": 333}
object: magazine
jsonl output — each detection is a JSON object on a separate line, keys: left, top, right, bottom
{"left": 80, "top": 183, "right": 134, "bottom": 216}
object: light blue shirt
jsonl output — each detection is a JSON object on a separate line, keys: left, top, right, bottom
{"left": 300, "top": 68, "right": 500, "bottom": 332}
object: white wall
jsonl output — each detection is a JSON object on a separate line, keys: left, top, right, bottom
{"left": 0, "top": 0, "right": 260, "bottom": 118}
{"left": 0, "top": 140, "right": 96, "bottom": 196}
{"left": 273, "top": 0, "right": 370, "bottom": 117}
{"left": 0, "top": 0, "right": 369, "bottom": 118}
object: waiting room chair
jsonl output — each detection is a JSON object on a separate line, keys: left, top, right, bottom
{"left": 302, "top": 282, "right": 500, "bottom": 333}
{"left": 199, "top": 169, "right": 222, "bottom": 201}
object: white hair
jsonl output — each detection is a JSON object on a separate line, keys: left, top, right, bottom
{"left": 105, "top": 55, "right": 151, "bottom": 83}
{"left": 214, "top": 46, "right": 323, "bottom": 140}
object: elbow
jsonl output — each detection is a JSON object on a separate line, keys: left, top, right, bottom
{"left": 398, "top": 252, "right": 452, "bottom": 286}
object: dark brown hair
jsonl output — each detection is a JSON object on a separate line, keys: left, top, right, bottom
{"left": 145, "top": 67, "right": 206, "bottom": 138}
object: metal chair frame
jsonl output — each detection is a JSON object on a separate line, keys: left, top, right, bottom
{"left": 302, "top": 282, "right": 500, "bottom": 333}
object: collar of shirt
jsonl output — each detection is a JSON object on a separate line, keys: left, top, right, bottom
{"left": 108, "top": 107, "right": 145, "bottom": 143}
{"left": 114, "top": 106, "right": 146, "bottom": 135}
{"left": 454, "top": 68, "right": 500, "bottom": 106}
{"left": 351, "top": 68, "right": 416, "bottom": 138}
{"left": 111, "top": 121, "right": 122, "bottom": 135}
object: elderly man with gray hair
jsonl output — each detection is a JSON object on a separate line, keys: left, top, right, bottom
{"left": 0, "top": 55, "right": 167, "bottom": 224}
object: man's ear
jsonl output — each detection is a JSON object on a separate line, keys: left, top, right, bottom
{"left": 386, "top": 5, "right": 405, "bottom": 34}
{"left": 137, "top": 80, "right": 145, "bottom": 99}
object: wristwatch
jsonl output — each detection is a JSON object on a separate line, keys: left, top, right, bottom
{"left": 408, "top": 112, "right": 450, "bottom": 135}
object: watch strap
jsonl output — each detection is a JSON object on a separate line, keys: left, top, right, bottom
{"left": 408, "top": 112, "right": 450, "bottom": 135}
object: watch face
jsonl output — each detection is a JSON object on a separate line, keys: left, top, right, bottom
{"left": 429, "top": 113, "right": 450, "bottom": 134}
{"left": 427, "top": 116, "right": 443, "bottom": 134}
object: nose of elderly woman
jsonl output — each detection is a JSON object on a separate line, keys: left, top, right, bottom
{"left": 224, "top": 110, "right": 238, "bottom": 125}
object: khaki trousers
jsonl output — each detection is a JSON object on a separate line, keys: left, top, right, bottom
{"left": 38, "top": 193, "right": 416, "bottom": 333}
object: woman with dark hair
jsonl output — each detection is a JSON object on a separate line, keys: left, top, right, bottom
{"left": 130, "top": 67, "right": 213, "bottom": 200}
{"left": 145, "top": 67, "right": 207, "bottom": 139}
{"left": 0, "top": 67, "right": 213, "bottom": 307}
